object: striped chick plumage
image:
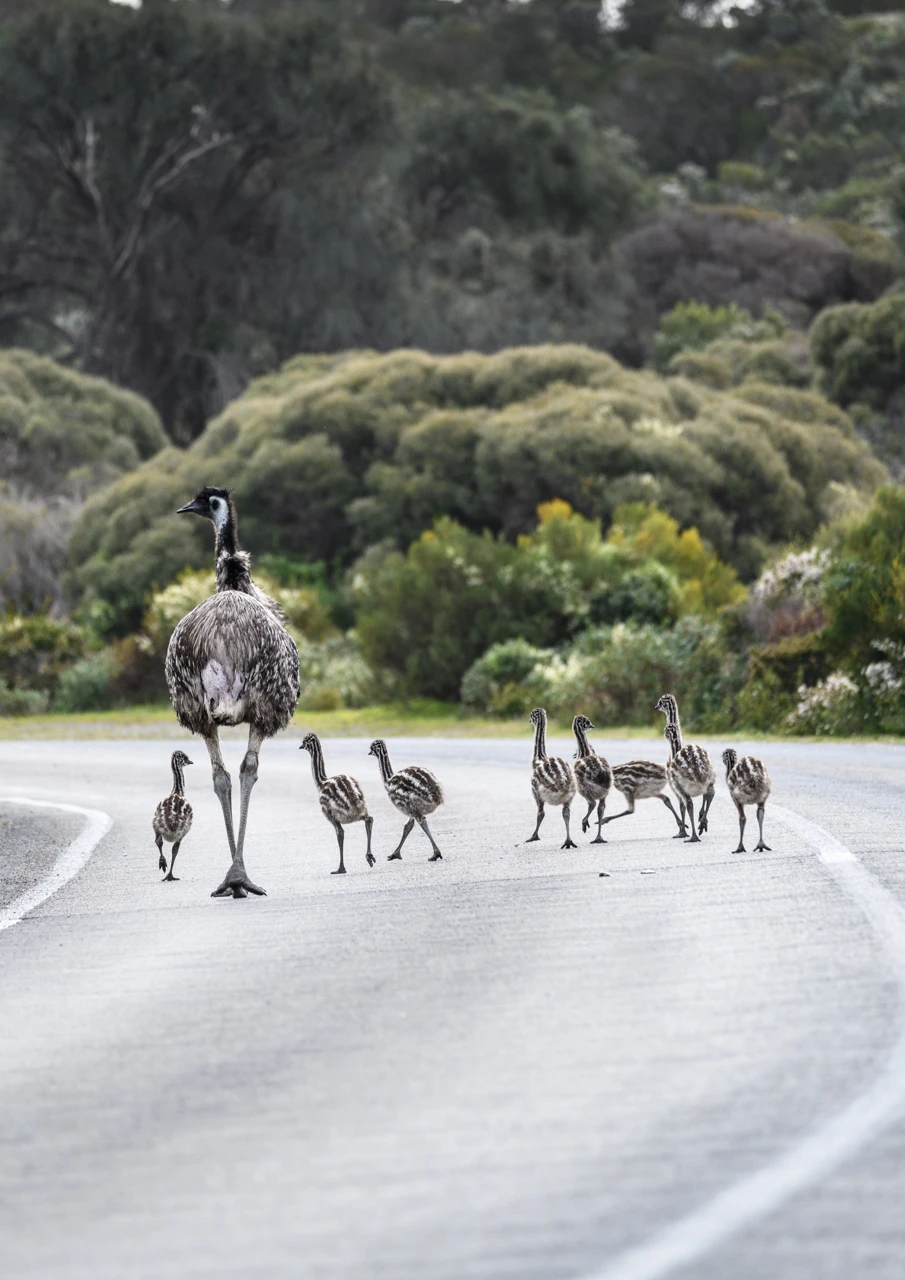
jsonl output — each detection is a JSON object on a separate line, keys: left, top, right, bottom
{"left": 657, "top": 694, "right": 716, "bottom": 842}
{"left": 152, "top": 750, "right": 193, "bottom": 881}
{"left": 369, "top": 740, "right": 445, "bottom": 862}
{"left": 572, "top": 714, "right": 612, "bottom": 844}
{"left": 527, "top": 707, "right": 577, "bottom": 849}
{"left": 723, "top": 749, "right": 772, "bottom": 854}
{"left": 301, "top": 732, "right": 374, "bottom": 874}
{"left": 604, "top": 758, "right": 687, "bottom": 835}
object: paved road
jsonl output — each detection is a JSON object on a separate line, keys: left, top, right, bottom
{"left": 0, "top": 735, "right": 904, "bottom": 1280}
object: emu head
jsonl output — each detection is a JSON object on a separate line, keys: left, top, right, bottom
{"left": 573, "top": 714, "right": 594, "bottom": 732}
{"left": 655, "top": 693, "right": 677, "bottom": 716}
{"left": 722, "top": 748, "right": 738, "bottom": 772}
{"left": 171, "top": 750, "right": 193, "bottom": 768}
{"left": 529, "top": 708, "right": 546, "bottom": 728}
{"left": 299, "top": 733, "right": 319, "bottom": 754}
{"left": 368, "top": 739, "right": 387, "bottom": 759}
{"left": 177, "top": 486, "right": 232, "bottom": 534}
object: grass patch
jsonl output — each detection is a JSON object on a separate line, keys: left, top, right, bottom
{"left": 0, "top": 699, "right": 902, "bottom": 743}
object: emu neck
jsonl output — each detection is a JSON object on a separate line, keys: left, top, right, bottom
{"left": 376, "top": 748, "right": 394, "bottom": 785}
{"left": 724, "top": 751, "right": 738, "bottom": 776}
{"left": 668, "top": 703, "right": 684, "bottom": 748}
{"left": 171, "top": 759, "right": 185, "bottom": 797}
{"left": 533, "top": 717, "right": 547, "bottom": 762}
{"left": 574, "top": 723, "right": 593, "bottom": 758}
{"left": 214, "top": 508, "right": 253, "bottom": 594}
{"left": 307, "top": 739, "right": 328, "bottom": 787}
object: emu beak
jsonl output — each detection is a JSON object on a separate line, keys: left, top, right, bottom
{"left": 186, "top": 759, "right": 193, "bottom": 765}
{"left": 177, "top": 499, "right": 204, "bottom": 515}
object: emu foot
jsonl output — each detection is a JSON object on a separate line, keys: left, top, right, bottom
{"left": 732, "top": 844, "right": 746, "bottom": 854}
{"left": 684, "top": 835, "right": 701, "bottom": 845}
{"left": 581, "top": 818, "right": 590, "bottom": 833}
{"left": 331, "top": 867, "right": 346, "bottom": 876}
{"left": 598, "top": 870, "right": 611, "bottom": 877}
{"left": 211, "top": 868, "right": 266, "bottom": 899}
{"left": 162, "top": 872, "right": 179, "bottom": 882}
{"left": 591, "top": 835, "right": 607, "bottom": 845}
{"left": 366, "top": 853, "right": 376, "bottom": 867}
{"left": 158, "top": 852, "right": 167, "bottom": 872}
{"left": 387, "top": 851, "right": 402, "bottom": 861}
{"left": 428, "top": 851, "right": 443, "bottom": 862}
{"left": 561, "top": 838, "right": 578, "bottom": 850}
{"left": 525, "top": 834, "right": 541, "bottom": 843}
{"left": 754, "top": 842, "right": 772, "bottom": 852}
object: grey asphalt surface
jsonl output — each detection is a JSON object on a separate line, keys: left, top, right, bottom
{"left": 0, "top": 735, "right": 904, "bottom": 1280}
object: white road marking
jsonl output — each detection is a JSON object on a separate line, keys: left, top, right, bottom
{"left": 0, "top": 797, "right": 112, "bottom": 934}
{"left": 583, "top": 802, "right": 905, "bottom": 1280}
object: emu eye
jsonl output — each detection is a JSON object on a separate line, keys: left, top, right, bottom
{"left": 210, "top": 498, "right": 220, "bottom": 510}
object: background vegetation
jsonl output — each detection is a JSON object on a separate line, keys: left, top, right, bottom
{"left": 4, "top": 0, "right": 905, "bottom": 736}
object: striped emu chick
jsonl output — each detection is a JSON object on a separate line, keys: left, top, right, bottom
{"left": 368, "top": 740, "right": 444, "bottom": 862}
{"left": 153, "top": 750, "right": 193, "bottom": 882}
{"left": 572, "top": 714, "right": 612, "bottom": 844}
{"left": 602, "top": 757, "right": 687, "bottom": 836}
{"left": 722, "top": 749, "right": 772, "bottom": 854}
{"left": 300, "top": 732, "right": 374, "bottom": 875}
{"left": 657, "top": 692, "right": 716, "bottom": 843}
{"left": 526, "top": 707, "right": 577, "bottom": 849}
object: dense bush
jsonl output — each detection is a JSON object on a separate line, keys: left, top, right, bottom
{"left": 65, "top": 343, "right": 883, "bottom": 633}
{"left": 0, "top": 613, "right": 85, "bottom": 695}
{"left": 810, "top": 293, "right": 905, "bottom": 411}
{"left": 355, "top": 500, "right": 743, "bottom": 701}
{"left": 652, "top": 301, "right": 785, "bottom": 373}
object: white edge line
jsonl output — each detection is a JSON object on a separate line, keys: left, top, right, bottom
{"left": 0, "top": 796, "right": 112, "bottom": 934}
{"left": 582, "top": 801, "right": 905, "bottom": 1280}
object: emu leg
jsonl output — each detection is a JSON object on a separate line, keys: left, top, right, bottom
{"left": 331, "top": 823, "right": 346, "bottom": 875}
{"left": 698, "top": 784, "right": 715, "bottom": 835}
{"left": 526, "top": 801, "right": 545, "bottom": 842}
{"left": 591, "top": 797, "right": 607, "bottom": 844}
{"left": 364, "top": 815, "right": 375, "bottom": 867}
{"left": 211, "top": 727, "right": 266, "bottom": 899}
{"left": 156, "top": 834, "right": 166, "bottom": 874}
{"left": 732, "top": 803, "right": 747, "bottom": 854}
{"left": 601, "top": 796, "right": 636, "bottom": 824}
{"left": 388, "top": 818, "right": 414, "bottom": 861}
{"left": 581, "top": 800, "right": 596, "bottom": 834}
{"left": 683, "top": 795, "right": 700, "bottom": 843}
{"left": 164, "top": 840, "right": 181, "bottom": 882}
{"left": 658, "top": 793, "right": 688, "bottom": 837}
{"left": 754, "top": 804, "right": 771, "bottom": 852}
{"left": 418, "top": 815, "right": 442, "bottom": 861}
{"left": 561, "top": 802, "right": 577, "bottom": 850}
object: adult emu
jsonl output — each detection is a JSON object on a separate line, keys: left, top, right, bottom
{"left": 166, "top": 486, "right": 300, "bottom": 898}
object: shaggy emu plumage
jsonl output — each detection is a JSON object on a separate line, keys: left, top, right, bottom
{"left": 166, "top": 486, "right": 300, "bottom": 898}
{"left": 657, "top": 694, "right": 715, "bottom": 844}
{"left": 571, "top": 714, "right": 612, "bottom": 844}
{"left": 722, "top": 748, "right": 772, "bottom": 854}
{"left": 369, "top": 739, "right": 444, "bottom": 862}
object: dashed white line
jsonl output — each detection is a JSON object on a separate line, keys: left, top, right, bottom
{"left": 0, "top": 796, "right": 112, "bottom": 934}
{"left": 583, "top": 802, "right": 905, "bottom": 1280}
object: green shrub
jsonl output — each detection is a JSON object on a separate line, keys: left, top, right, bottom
{"left": 66, "top": 343, "right": 883, "bottom": 633}
{"left": 0, "top": 613, "right": 85, "bottom": 694}
{"left": 667, "top": 351, "right": 733, "bottom": 390}
{"left": 784, "top": 673, "right": 865, "bottom": 736}
{"left": 653, "top": 301, "right": 785, "bottom": 373}
{"left": 296, "top": 635, "right": 379, "bottom": 710}
{"left": 54, "top": 651, "right": 120, "bottom": 714}
{"left": 460, "top": 638, "right": 555, "bottom": 715}
{"left": 0, "top": 680, "right": 49, "bottom": 716}
{"left": 810, "top": 294, "right": 905, "bottom": 411}
{"left": 822, "top": 485, "right": 905, "bottom": 666}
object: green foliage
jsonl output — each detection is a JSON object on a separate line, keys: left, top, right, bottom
{"left": 0, "top": 680, "right": 49, "bottom": 716}
{"left": 0, "top": 612, "right": 85, "bottom": 694}
{"left": 66, "top": 344, "right": 882, "bottom": 634}
{"left": 810, "top": 294, "right": 905, "bottom": 411}
{"left": 822, "top": 485, "right": 905, "bottom": 664}
{"left": 460, "top": 638, "right": 555, "bottom": 716}
{"left": 353, "top": 499, "right": 743, "bottom": 702}
{"left": 54, "top": 651, "right": 119, "bottom": 714}
{"left": 653, "top": 301, "right": 785, "bottom": 373}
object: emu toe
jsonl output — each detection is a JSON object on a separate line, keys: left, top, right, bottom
{"left": 754, "top": 841, "right": 772, "bottom": 852}
{"left": 163, "top": 872, "right": 179, "bottom": 882}
{"left": 366, "top": 853, "right": 376, "bottom": 867}
{"left": 590, "top": 835, "right": 607, "bottom": 845}
{"left": 158, "top": 852, "right": 167, "bottom": 872}
{"left": 525, "top": 833, "right": 541, "bottom": 843}
{"left": 732, "top": 844, "right": 746, "bottom": 854}
{"left": 561, "top": 837, "right": 578, "bottom": 850}
{"left": 387, "top": 851, "right": 402, "bottom": 861}
{"left": 331, "top": 867, "right": 346, "bottom": 876}
{"left": 428, "top": 851, "right": 443, "bottom": 862}
{"left": 211, "top": 871, "right": 266, "bottom": 898}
